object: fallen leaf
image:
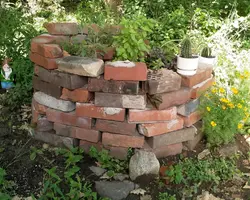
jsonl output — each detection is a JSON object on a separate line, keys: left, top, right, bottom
{"left": 130, "top": 188, "right": 147, "bottom": 195}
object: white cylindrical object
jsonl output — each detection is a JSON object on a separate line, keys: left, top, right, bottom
{"left": 177, "top": 56, "right": 199, "bottom": 76}
{"left": 198, "top": 56, "right": 215, "bottom": 65}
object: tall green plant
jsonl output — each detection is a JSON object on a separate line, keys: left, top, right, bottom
{"left": 180, "top": 38, "right": 192, "bottom": 58}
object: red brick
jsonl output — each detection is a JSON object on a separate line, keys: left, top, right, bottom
{"left": 143, "top": 143, "right": 183, "bottom": 158}
{"left": 32, "top": 105, "right": 39, "bottom": 124}
{"left": 54, "top": 123, "right": 71, "bottom": 137}
{"left": 96, "top": 47, "right": 115, "bottom": 61}
{"left": 33, "top": 76, "right": 62, "bottom": 99}
{"left": 105, "top": 146, "right": 128, "bottom": 160}
{"left": 146, "top": 126, "right": 196, "bottom": 148}
{"left": 180, "top": 111, "right": 202, "bottom": 127}
{"left": 46, "top": 108, "right": 92, "bottom": 129}
{"left": 128, "top": 107, "right": 177, "bottom": 123}
{"left": 102, "top": 132, "right": 144, "bottom": 148}
{"left": 71, "top": 127, "right": 101, "bottom": 142}
{"left": 30, "top": 52, "right": 57, "bottom": 69}
{"left": 43, "top": 22, "right": 78, "bottom": 35}
{"left": 76, "top": 103, "right": 125, "bottom": 122}
{"left": 104, "top": 62, "right": 147, "bottom": 81}
{"left": 34, "top": 65, "right": 88, "bottom": 90}
{"left": 191, "top": 77, "right": 214, "bottom": 99}
{"left": 31, "top": 34, "right": 69, "bottom": 52}
{"left": 148, "top": 88, "right": 191, "bottom": 110}
{"left": 138, "top": 117, "right": 184, "bottom": 137}
{"left": 88, "top": 76, "right": 140, "bottom": 95}
{"left": 95, "top": 119, "right": 136, "bottom": 135}
{"left": 35, "top": 44, "right": 63, "bottom": 58}
{"left": 32, "top": 98, "right": 48, "bottom": 114}
{"left": 61, "top": 87, "right": 93, "bottom": 102}
{"left": 181, "top": 66, "right": 213, "bottom": 87}
{"left": 95, "top": 93, "right": 146, "bottom": 109}
{"left": 79, "top": 140, "right": 103, "bottom": 154}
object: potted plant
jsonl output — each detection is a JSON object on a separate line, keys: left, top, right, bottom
{"left": 177, "top": 37, "right": 199, "bottom": 76}
{"left": 199, "top": 46, "right": 215, "bottom": 66}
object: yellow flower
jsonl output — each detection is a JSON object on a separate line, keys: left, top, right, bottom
{"left": 238, "top": 123, "right": 243, "bottom": 129}
{"left": 212, "top": 81, "right": 216, "bottom": 86}
{"left": 222, "top": 105, "right": 226, "bottom": 110}
{"left": 211, "top": 88, "right": 217, "bottom": 93}
{"left": 244, "top": 71, "right": 250, "bottom": 78}
{"left": 240, "top": 75, "right": 245, "bottom": 79}
{"left": 204, "top": 93, "right": 209, "bottom": 98}
{"left": 220, "top": 98, "right": 229, "bottom": 103}
{"left": 227, "top": 103, "right": 235, "bottom": 108}
{"left": 211, "top": 121, "right": 217, "bottom": 127}
{"left": 207, "top": 107, "right": 211, "bottom": 112}
{"left": 219, "top": 88, "right": 225, "bottom": 93}
{"left": 237, "top": 103, "right": 242, "bottom": 109}
{"left": 231, "top": 87, "right": 238, "bottom": 95}
{"left": 244, "top": 107, "right": 248, "bottom": 112}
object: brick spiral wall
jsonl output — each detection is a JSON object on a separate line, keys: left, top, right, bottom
{"left": 30, "top": 22, "right": 214, "bottom": 160}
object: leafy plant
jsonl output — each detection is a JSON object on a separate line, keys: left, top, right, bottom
{"left": 201, "top": 46, "right": 212, "bottom": 57}
{"left": 180, "top": 37, "right": 192, "bottom": 58}
{"left": 0, "top": 168, "right": 13, "bottom": 200}
{"left": 113, "top": 15, "right": 154, "bottom": 61}
{"left": 89, "top": 146, "right": 128, "bottom": 173}
{"left": 165, "top": 164, "right": 183, "bottom": 184}
{"left": 30, "top": 147, "right": 44, "bottom": 161}
{"left": 158, "top": 192, "right": 177, "bottom": 200}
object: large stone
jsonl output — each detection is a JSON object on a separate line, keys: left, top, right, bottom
{"left": 43, "top": 22, "right": 79, "bottom": 35}
{"left": 95, "top": 92, "right": 146, "bottom": 109}
{"left": 36, "top": 116, "right": 53, "bottom": 132}
{"left": 88, "top": 76, "right": 140, "bottom": 95}
{"left": 56, "top": 56, "right": 104, "bottom": 77}
{"left": 95, "top": 181, "right": 135, "bottom": 200}
{"left": 146, "top": 126, "right": 196, "bottom": 148}
{"left": 129, "top": 150, "right": 160, "bottom": 181}
{"left": 147, "top": 69, "right": 181, "bottom": 94}
{"left": 34, "top": 130, "right": 78, "bottom": 148}
{"left": 34, "top": 92, "right": 75, "bottom": 112}
{"left": 89, "top": 166, "right": 107, "bottom": 176}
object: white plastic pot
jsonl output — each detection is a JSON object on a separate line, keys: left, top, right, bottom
{"left": 198, "top": 56, "right": 216, "bottom": 66}
{"left": 177, "top": 55, "right": 199, "bottom": 76}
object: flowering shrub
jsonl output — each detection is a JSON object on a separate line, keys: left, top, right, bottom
{"left": 200, "top": 70, "right": 250, "bottom": 146}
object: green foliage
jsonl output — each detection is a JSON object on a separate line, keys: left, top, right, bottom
{"left": 113, "top": 15, "right": 154, "bottom": 61}
{"left": 30, "top": 146, "right": 44, "bottom": 161}
{"left": 89, "top": 146, "right": 128, "bottom": 173}
{"left": 180, "top": 37, "right": 192, "bottom": 58}
{"left": 0, "top": 168, "right": 13, "bottom": 200}
{"left": 201, "top": 46, "right": 212, "bottom": 57}
{"left": 158, "top": 192, "right": 176, "bottom": 200}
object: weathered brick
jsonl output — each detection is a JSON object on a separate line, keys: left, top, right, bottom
{"left": 138, "top": 117, "right": 184, "bottom": 137}
{"left": 71, "top": 127, "right": 101, "bottom": 142}
{"left": 88, "top": 76, "right": 140, "bottom": 95}
{"left": 181, "top": 111, "right": 202, "bottom": 127}
{"left": 70, "top": 34, "right": 87, "bottom": 44}
{"left": 32, "top": 105, "right": 39, "bottom": 124}
{"left": 96, "top": 47, "right": 115, "bottom": 61}
{"left": 35, "top": 44, "right": 63, "bottom": 58}
{"left": 191, "top": 76, "right": 214, "bottom": 99}
{"left": 43, "top": 22, "right": 79, "bottom": 35}
{"left": 148, "top": 88, "right": 191, "bottom": 110}
{"left": 102, "top": 132, "right": 144, "bottom": 148}
{"left": 54, "top": 123, "right": 71, "bottom": 137}
{"left": 36, "top": 116, "right": 53, "bottom": 132}
{"left": 95, "top": 92, "right": 146, "bottom": 109}
{"left": 95, "top": 119, "right": 137, "bottom": 135}
{"left": 184, "top": 122, "right": 204, "bottom": 150}
{"left": 105, "top": 146, "right": 128, "bottom": 160}
{"left": 128, "top": 107, "right": 177, "bottom": 123}
{"left": 79, "top": 140, "right": 103, "bottom": 154}
{"left": 33, "top": 76, "right": 62, "bottom": 99}
{"left": 177, "top": 99, "right": 200, "bottom": 116}
{"left": 46, "top": 108, "right": 92, "bottom": 129}
{"left": 146, "top": 126, "right": 196, "bottom": 148}
{"left": 61, "top": 87, "right": 93, "bottom": 102}
{"left": 30, "top": 52, "right": 57, "bottom": 69}
{"left": 143, "top": 142, "right": 183, "bottom": 158}
{"left": 34, "top": 130, "right": 78, "bottom": 148}
{"left": 76, "top": 103, "right": 125, "bottom": 122}
{"left": 104, "top": 62, "right": 147, "bottom": 81}
{"left": 34, "top": 65, "right": 88, "bottom": 90}
{"left": 32, "top": 98, "right": 48, "bottom": 114}
{"left": 181, "top": 66, "right": 213, "bottom": 87}
{"left": 147, "top": 69, "right": 181, "bottom": 94}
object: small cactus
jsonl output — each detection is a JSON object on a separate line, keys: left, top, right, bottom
{"left": 201, "top": 46, "right": 212, "bottom": 57}
{"left": 180, "top": 38, "right": 192, "bottom": 58}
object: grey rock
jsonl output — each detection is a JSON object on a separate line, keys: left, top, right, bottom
{"left": 113, "top": 173, "right": 129, "bottom": 181}
{"left": 95, "top": 181, "right": 135, "bottom": 200}
{"left": 129, "top": 150, "right": 160, "bottom": 181}
{"left": 34, "top": 92, "right": 75, "bottom": 112}
{"left": 89, "top": 166, "right": 107, "bottom": 176}
{"left": 218, "top": 143, "right": 239, "bottom": 157}
{"left": 56, "top": 56, "right": 104, "bottom": 77}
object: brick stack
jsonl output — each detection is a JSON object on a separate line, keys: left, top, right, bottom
{"left": 30, "top": 22, "right": 214, "bottom": 160}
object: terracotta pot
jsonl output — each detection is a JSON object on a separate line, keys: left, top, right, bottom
{"left": 96, "top": 47, "right": 115, "bottom": 61}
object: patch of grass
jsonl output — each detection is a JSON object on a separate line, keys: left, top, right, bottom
{"left": 158, "top": 192, "right": 177, "bottom": 200}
